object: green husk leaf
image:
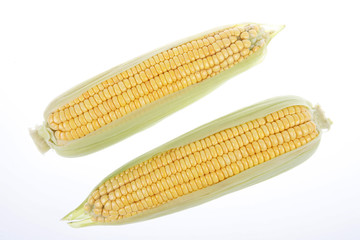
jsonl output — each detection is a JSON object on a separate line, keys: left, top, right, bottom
{"left": 32, "top": 23, "right": 284, "bottom": 157}
{"left": 63, "top": 96, "right": 330, "bottom": 227}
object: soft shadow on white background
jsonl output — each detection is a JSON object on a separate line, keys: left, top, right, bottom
{"left": 0, "top": 1, "right": 359, "bottom": 239}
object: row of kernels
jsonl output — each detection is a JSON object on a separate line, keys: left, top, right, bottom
{"left": 144, "top": 129, "right": 319, "bottom": 213}
{"left": 95, "top": 130, "right": 315, "bottom": 222}
{"left": 53, "top": 58, "right": 203, "bottom": 128}
{"left": 53, "top": 44, "right": 248, "bottom": 140}
{"left": 49, "top": 25, "right": 256, "bottom": 127}
{"left": 137, "top": 27, "right": 243, "bottom": 72}
{"left": 50, "top": 45, "right": 249, "bottom": 138}
{"left": 163, "top": 119, "right": 313, "bottom": 182}
{"left": 89, "top": 118, "right": 318, "bottom": 214}
{"left": 90, "top": 108, "right": 313, "bottom": 204}
{"left": 92, "top": 108, "right": 313, "bottom": 194}
{"left": 95, "top": 128, "right": 318, "bottom": 222}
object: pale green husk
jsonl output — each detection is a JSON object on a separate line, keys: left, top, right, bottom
{"left": 63, "top": 96, "right": 331, "bottom": 227}
{"left": 30, "top": 23, "right": 284, "bottom": 157}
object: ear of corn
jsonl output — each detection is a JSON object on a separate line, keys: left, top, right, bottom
{"left": 62, "top": 96, "right": 331, "bottom": 227}
{"left": 30, "top": 23, "right": 284, "bottom": 157}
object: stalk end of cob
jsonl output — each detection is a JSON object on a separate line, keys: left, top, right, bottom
{"left": 29, "top": 125, "right": 51, "bottom": 154}
{"left": 313, "top": 105, "right": 332, "bottom": 131}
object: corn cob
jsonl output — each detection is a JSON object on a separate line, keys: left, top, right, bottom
{"left": 30, "top": 23, "right": 283, "bottom": 157}
{"left": 63, "top": 96, "right": 331, "bottom": 227}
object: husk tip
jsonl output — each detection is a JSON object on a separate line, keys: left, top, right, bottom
{"left": 62, "top": 205, "right": 94, "bottom": 228}
{"left": 66, "top": 218, "right": 94, "bottom": 228}
{"left": 262, "top": 24, "right": 285, "bottom": 39}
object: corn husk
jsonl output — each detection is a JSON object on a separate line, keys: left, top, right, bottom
{"left": 63, "top": 96, "right": 331, "bottom": 227}
{"left": 31, "top": 23, "right": 284, "bottom": 157}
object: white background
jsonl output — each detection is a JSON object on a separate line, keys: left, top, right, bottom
{"left": 1, "top": 0, "right": 359, "bottom": 239}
